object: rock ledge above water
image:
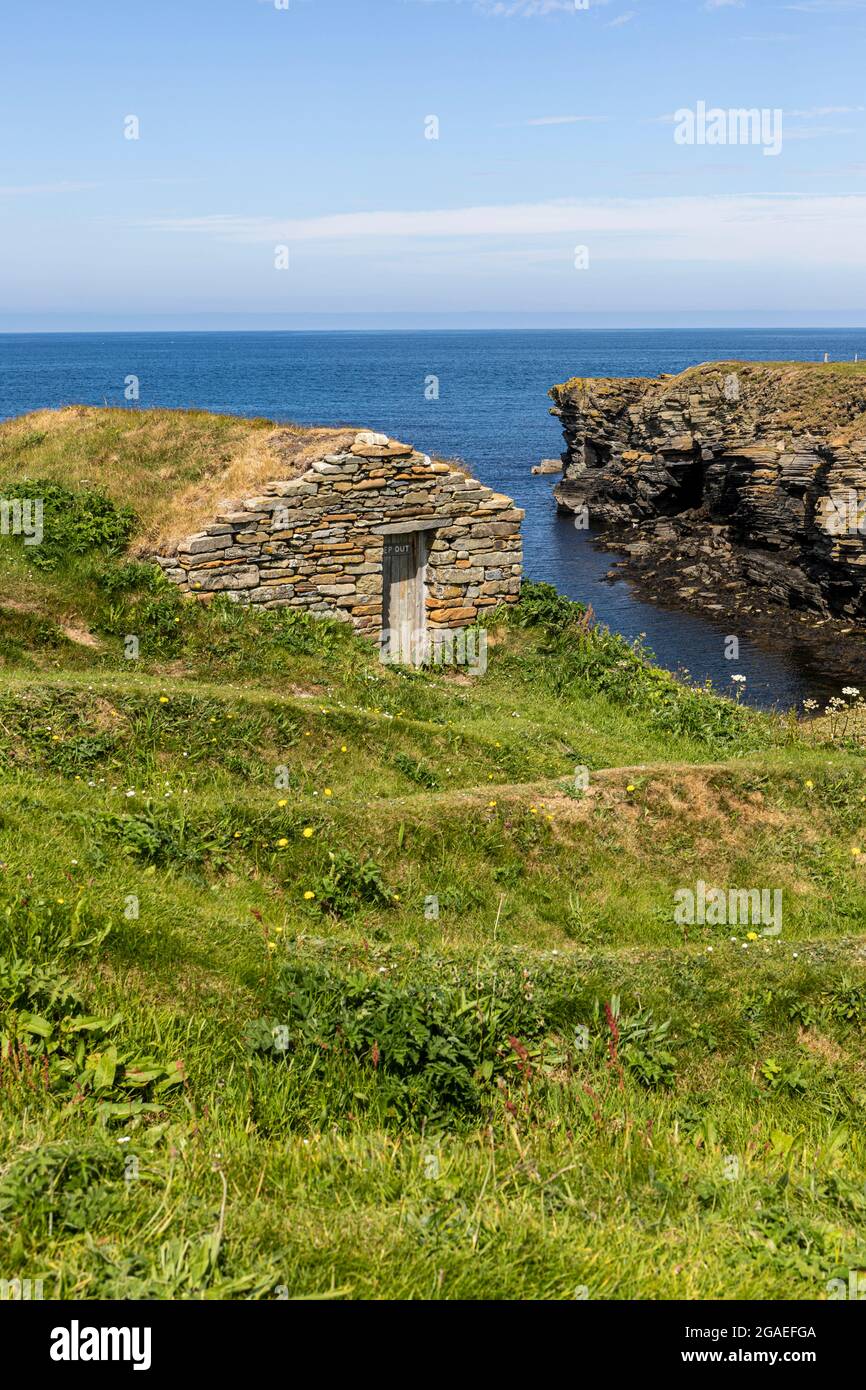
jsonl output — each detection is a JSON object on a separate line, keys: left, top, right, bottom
{"left": 550, "top": 360, "right": 866, "bottom": 625}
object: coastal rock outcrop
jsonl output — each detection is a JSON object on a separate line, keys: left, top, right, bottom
{"left": 550, "top": 362, "right": 866, "bottom": 622}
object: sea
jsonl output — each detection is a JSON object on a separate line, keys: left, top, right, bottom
{"left": 2, "top": 326, "right": 865, "bottom": 710}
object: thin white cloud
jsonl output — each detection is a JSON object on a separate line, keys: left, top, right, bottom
{"left": 415, "top": 0, "right": 619, "bottom": 14}
{"left": 786, "top": 104, "right": 865, "bottom": 116}
{"left": 784, "top": 125, "right": 858, "bottom": 138}
{"left": 650, "top": 105, "right": 863, "bottom": 127}
{"left": 783, "top": 0, "right": 866, "bottom": 10}
{"left": 608, "top": 10, "right": 637, "bottom": 25}
{"left": 473, "top": 0, "right": 575, "bottom": 14}
{"left": 0, "top": 181, "right": 99, "bottom": 197}
{"left": 462, "top": 0, "right": 614, "bottom": 13}
{"left": 522, "top": 114, "right": 607, "bottom": 125}
{"left": 145, "top": 193, "right": 866, "bottom": 265}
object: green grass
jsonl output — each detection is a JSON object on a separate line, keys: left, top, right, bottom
{"left": 1, "top": 418, "right": 866, "bottom": 1300}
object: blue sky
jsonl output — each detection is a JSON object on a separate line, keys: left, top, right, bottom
{"left": 2, "top": 0, "right": 865, "bottom": 328}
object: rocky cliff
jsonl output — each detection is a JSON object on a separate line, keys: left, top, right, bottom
{"left": 550, "top": 361, "right": 866, "bottom": 624}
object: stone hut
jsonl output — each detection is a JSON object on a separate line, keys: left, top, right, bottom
{"left": 154, "top": 430, "right": 523, "bottom": 664}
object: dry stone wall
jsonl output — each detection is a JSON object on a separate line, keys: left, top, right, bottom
{"left": 154, "top": 431, "right": 523, "bottom": 637}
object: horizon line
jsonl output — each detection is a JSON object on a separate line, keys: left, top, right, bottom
{"left": 3, "top": 321, "right": 866, "bottom": 337}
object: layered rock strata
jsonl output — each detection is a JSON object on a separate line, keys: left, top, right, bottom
{"left": 550, "top": 362, "right": 866, "bottom": 623}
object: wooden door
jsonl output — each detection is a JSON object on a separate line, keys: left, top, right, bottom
{"left": 382, "top": 532, "right": 427, "bottom": 665}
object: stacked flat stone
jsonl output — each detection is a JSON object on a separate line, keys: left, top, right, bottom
{"left": 154, "top": 431, "right": 523, "bottom": 635}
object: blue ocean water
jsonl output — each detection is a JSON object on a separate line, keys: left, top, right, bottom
{"left": 2, "top": 327, "right": 865, "bottom": 709}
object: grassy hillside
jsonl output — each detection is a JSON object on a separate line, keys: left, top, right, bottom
{"left": 0, "top": 405, "right": 355, "bottom": 558}
{"left": 1, "top": 408, "right": 866, "bottom": 1300}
